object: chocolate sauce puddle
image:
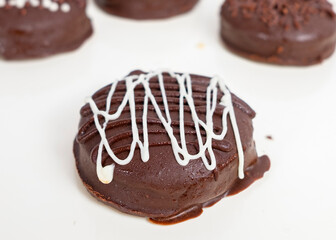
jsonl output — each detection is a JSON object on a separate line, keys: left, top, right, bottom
{"left": 150, "top": 155, "right": 270, "bottom": 225}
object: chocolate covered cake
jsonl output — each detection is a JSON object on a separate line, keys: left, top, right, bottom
{"left": 74, "top": 70, "right": 270, "bottom": 224}
{"left": 0, "top": 0, "right": 93, "bottom": 60}
{"left": 220, "top": 0, "right": 336, "bottom": 66}
{"left": 95, "top": 0, "right": 199, "bottom": 20}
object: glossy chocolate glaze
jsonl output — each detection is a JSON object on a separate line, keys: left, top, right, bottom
{"left": 95, "top": 0, "right": 199, "bottom": 20}
{"left": 150, "top": 155, "right": 271, "bottom": 225}
{"left": 0, "top": 0, "right": 93, "bottom": 60}
{"left": 74, "top": 71, "right": 270, "bottom": 223}
{"left": 220, "top": 0, "right": 336, "bottom": 66}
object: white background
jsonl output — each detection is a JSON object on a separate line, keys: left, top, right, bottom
{"left": 0, "top": 0, "right": 335, "bottom": 239}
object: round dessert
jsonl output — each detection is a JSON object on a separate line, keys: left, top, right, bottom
{"left": 0, "top": 0, "right": 93, "bottom": 60}
{"left": 95, "top": 0, "right": 199, "bottom": 20}
{"left": 220, "top": 0, "right": 336, "bottom": 66}
{"left": 74, "top": 70, "right": 270, "bottom": 224}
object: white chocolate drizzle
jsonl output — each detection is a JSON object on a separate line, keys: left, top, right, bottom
{"left": 86, "top": 71, "right": 245, "bottom": 184}
{"left": 0, "top": 0, "right": 71, "bottom": 12}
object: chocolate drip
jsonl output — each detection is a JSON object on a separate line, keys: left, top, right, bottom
{"left": 150, "top": 156, "right": 271, "bottom": 225}
{"left": 226, "top": 155, "right": 271, "bottom": 196}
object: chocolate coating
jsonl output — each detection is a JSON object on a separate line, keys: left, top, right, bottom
{"left": 0, "top": 0, "right": 93, "bottom": 60}
{"left": 95, "top": 0, "right": 199, "bottom": 20}
{"left": 220, "top": 0, "right": 336, "bottom": 66}
{"left": 74, "top": 71, "right": 270, "bottom": 224}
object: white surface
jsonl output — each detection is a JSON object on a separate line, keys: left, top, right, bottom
{"left": 0, "top": 0, "right": 336, "bottom": 239}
